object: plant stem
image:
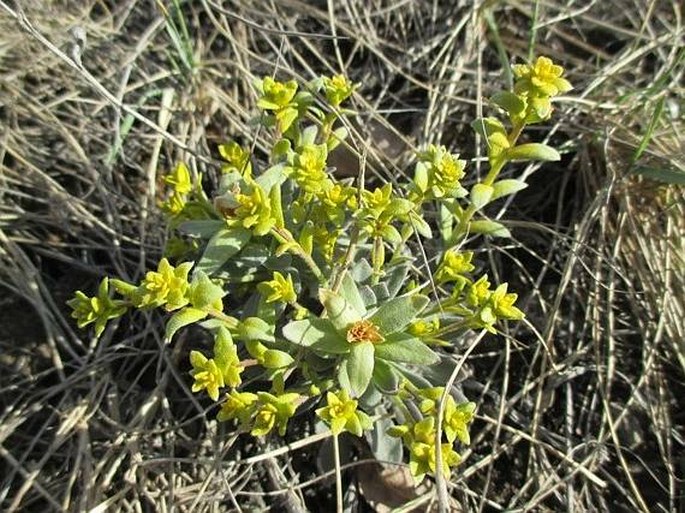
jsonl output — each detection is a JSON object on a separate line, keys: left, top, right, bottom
{"left": 271, "top": 227, "right": 325, "bottom": 284}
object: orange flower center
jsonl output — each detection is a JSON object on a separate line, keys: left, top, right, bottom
{"left": 346, "top": 320, "right": 384, "bottom": 344}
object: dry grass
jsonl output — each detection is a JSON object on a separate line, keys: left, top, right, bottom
{"left": 1, "top": 0, "right": 683, "bottom": 511}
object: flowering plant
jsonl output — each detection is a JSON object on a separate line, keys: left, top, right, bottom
{"left": 69, "top": 59, "right": 571, "bottom": 483}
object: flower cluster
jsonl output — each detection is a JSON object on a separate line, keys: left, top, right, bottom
{"left": 132, "top": 258, "right": 193, "bottom": 310}
{"left": 218, "top": 389, "right": 301, "bottom": 436}
{"left": 161, "top": 162, "right": 192, "bottom": 216}
{"left": 412, "top": 145, "right": 467, "bottom": 202}
{"left": 67, "top": 278, "right": 127, "bottom": 337}
{"left": 68, "top": 58, "right": 572, "bottom": 486}
{"left": 512, "top": 56, "right": 573, "bottom": 123}
{"left": 316, "top": 389, "right": 372, "bottom": 436}
{"left": 389, "top": 386, "right": 475, "bottom": 480}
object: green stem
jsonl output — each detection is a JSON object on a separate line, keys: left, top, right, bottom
{"left": 448, "top": 120, "right": 525, "bottom": 245}
{"left": 371, "top": 235, "right": 384, "bottom": 285}
{"left": 206, "top": 309, "right": 239, "bottom": 329}
{"left": 271, "top": 227, "right": 325, "bottom": 284}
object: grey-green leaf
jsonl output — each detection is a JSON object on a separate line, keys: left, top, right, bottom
{"left": 368, "top": 294, "right": 429, "bottom": 335}
{"left": 374, "top": 333, "right": 439, "bottom": 365}
{"left": 490, "top": 91, "right": 525, "bottom": 116}
{"left": 345, "top": 342, "right": 375, "bottom": 397}
{"left": 195, "top": 227, "right": 250, "bottom": 276}
{"left": 177, "top": 220, "right": 226, "bottom": 238}
{"left": 320, "top": 288, "right": 361, "bottom": 331}
{"left": 372, "top": 359, "right": 401, "bottom": 393}
{"left": 339, "top": 273, "right": 367, "bottom": 317}
{"left": 282, "top": 317, "right": 346, "bottom": 349}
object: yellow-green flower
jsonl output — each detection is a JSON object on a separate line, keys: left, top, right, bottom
{"left": 258, "top": 77, "right": 298, "bottom": 110}
{"left": 164, "top": 162, "right": 193, "bottom": 195}
{"left": 290, "top": 144, "right": 329, "bottom": 195}
{"left": 443, "top": 401, "right": 476, "bottom": 445}
{"left": 512, "top": 56, "right": 573, "bottom": 121}
{"left": 217, "top": 389, "right": 258, "bottom": 424}
{"left": 257, "top": 77, "right": 300, "bottom": 132}
{"left": 258, "top": 271, "right": 297, "bottom": 304}
{"left": 323, "top": 74, "right": 355, "bottom": 107}
{"left": 513, "top": 56, "right": 573, "bottom": 98}
{"left": 251, "top": 392, "right": 301, "bottom": 436}
{"left": 189, "top": 351, "right": 225, "bottom": 401}
{"left": 362, "top": 183, "right": 393, "bottom": 217}
{"left": 316, "top": 389, "right": 372, "bottom": 436}
{"left": 413, "top": 145, "right": 466, "bottom": 200}
{"left": 407, "top": 317, "right": 442, "bottom": 345}
{"left": 317, "top": 182, "right": 357, "bottom": 225}
{"left": 161, "top": 191, "right": 187, "bottom": 216}
{"left": 219, "top": 140, "right": 252, "bottom": 178}
{"left": 67, "top": 278, "right": 127, "bottom": 337}
{"left": 391, "top": 416, "right": 462, "bottom": 480}
{"left": 489, "top": 283, "right": 524, "bottom": 321}
{"left": 229, "top": 184, "right": 275, "bottom": 236}
{"left": 466, "top": 274, "right": 491, "bottom": 309}
{"left": 435, "top": 249, "right": 475, "bottom": 283}
{"left": 313, "top": 225, "right": 340, "bottom": 263}
{"left": 134, "top": 258, "right": 193, "bottom": 311}
{"left": 409, "top": 440, "right": 461, "bottom": 480}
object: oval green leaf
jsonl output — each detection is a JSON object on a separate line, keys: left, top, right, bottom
{"left": 368, "top": 294, "right": 430, "bottom": 335}
{"left": 165, "top": 307, "right": 207, "bottom": 343}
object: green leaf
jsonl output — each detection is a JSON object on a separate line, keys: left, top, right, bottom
{"left": 632, "top": 165, "right": 685, "bottom": 185}
{"left": 385, "top": 263, "right": 410, "bottom": 299}
{"left": 238, "top": 317, "right": 275, "bottom": 342}
{"left": 414, "top": 162, "right": 429, "bottom": 193}
{"left": 327, "top": 126, "right": 348, "bottom": 151}
{"left": 632, "top": 96, "right": 664, "bottom": 163}
{"left": 372, "top": 359, "right": 401, "bottom": 393}
{"left": 340, "top": 273, "right": 367, "bottom": 317}
{"left": 189, "top": 271, "right": 224, "bottom": 309}
{"left": 195, "top": 227, "right": 250, "bottom": 276}
{"left": 255, "top": 163, "right": 287, "bottom": 193}
{"left": 345, "top": 341, "right": 375, "bottom": 397}
{"left": 177, "top": 220, "right": 226, "bottom": 239}
{"left": 320, "top": 289, "right": 361, "bottom": 331}
{"left": 409, "top": 210, "right": 432, "bottom": 239}
{"left": 368, "top": 294, "right": 429, "bottom": 335}
{"left": 282, "top": 317, "right": 346, "bottom": 349}
{"left": 380, "top": 224, "right": 402, "bottom": 246}
{"left": 165, "top": 307, "right": 207, "bottom": 342}
{"left": 470, "top": 183, "right": 494, "bottom": 210}
{"left": 213, "top": 326, "right": 234, "bottom": 364}
{"left": 471, "top": 117, "right": 506, "bottom": 139}
{"left": 469, "top": 219, "right": 511, "bottom": 238}
{"left": 505, "top": 143, "right": 560, "bottom": 162}
{"left": 490, "top": 91, "right": 525, "bottom": 116}
{"left": 491, "top": 179, "right": 528, "bottom": 201}
{"left": 262, "top": 349, "right": 294, "bottom": 369}
{"left": 374, "top": 333, "right": 439, "bottom": 365}
{"left": 358, "top": 285, "right": 378, "bottom": 309}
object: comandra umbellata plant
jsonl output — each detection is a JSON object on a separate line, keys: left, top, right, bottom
{"left": 69, "top": 57, "right": 571, "bottom": 483}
